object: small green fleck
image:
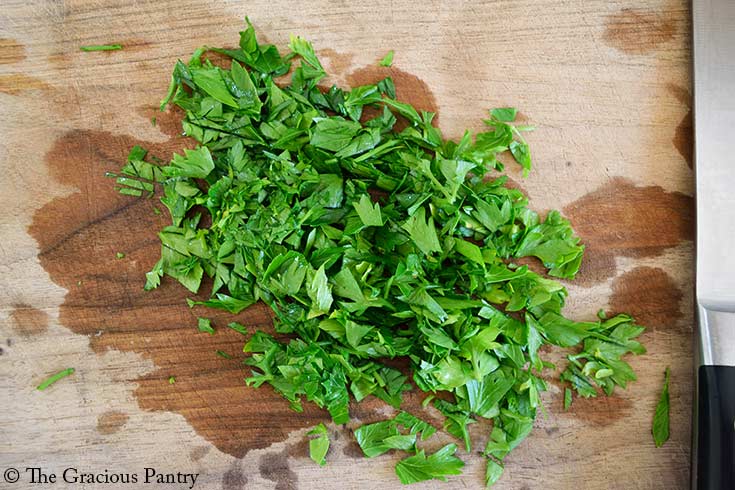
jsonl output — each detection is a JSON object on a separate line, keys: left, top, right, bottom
{"left": 115, "top": 252, "right": 125, "bottom": 259}
{"left": 80, "top": 44, "right": 122, "bottom": 52}
{"left": 153, "top": 207, "right": 162, "bottom": 215}
{"left": 379, "top": 50, "right": 394, "bottom": 67}
{"left": 151, "top": 116, "right": 157, "bottom": 127}
{"left": 197, "top": 317, "right": 215, "bottom": 334}
{"left": 216, "top": 350, "right": 232, "bottom": 359}
{"left": 37, "top": 368, "right": 75, "bottom": 391}
{"left": 563, "top": 388, "right": 572, "bottom": 410}
{"left": 168, "top": 376, "right": 176, "bottom": 384}
{"left": 77, "top": 280, "right": 82, "bottom": 286}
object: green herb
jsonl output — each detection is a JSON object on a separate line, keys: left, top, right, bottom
{"left": 227, "top": 322, "right": 248, "bottom": 336}
{"left": 652, "top": 367, "right": 670, "bottom": 447}
{"left": 355, "top": 411, "right": 436, "bottom": 458}
{"left": 379, "top": 50, "right": 394, "bottom": 67}
{"left": 197, "top": 317, "right": 215, "bottom": 334}
{"left": 113, "top": 22, "right": 645, "bottom": 487}
{"left": 308, "top": 423, "right": 330, "bottom": 466}
{"left": 80, "top": 44, "right": 122, "bottom": 52}
{"left": 563, "top": 387, "right": 572, "bottom": 411}
{"left": 37, "top": 368, "right": 75, "bottom": 391}
{"left": 485, "top": 459, "right": 504, "bottom": 488}
{"left": 216, "top": 350, "right": 232, "bottom": 359}
{"left": 151, "top": 116, "right": 157, "bottom": 127}
{"left": 115, "top": 252, "right": 125, "bottom": 259}
{"left": 168, "top": 376, "right": 176, "bottom": 384}
{"left": 395, "top": 443, "right": 464, "bottom": 484}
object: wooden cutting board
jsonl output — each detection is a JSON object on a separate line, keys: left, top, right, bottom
{"left": 0, "top": 0, "right": 693, "bottom": 488}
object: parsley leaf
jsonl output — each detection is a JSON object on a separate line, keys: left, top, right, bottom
{"left": 379, "top": 50, "right": 394, "bottom": 67}
{"left": 308, "top": 423, "right": 330, "bottom": 466}
{"left": 395, "top": 444, "right": 465, "bottom": 484}
{"left": 652, "top": 367, "right": 670, "bottom": 447}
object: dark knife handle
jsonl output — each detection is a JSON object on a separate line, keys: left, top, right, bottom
{"left": 696, "top": 365, "right": 735, "bottom": 490}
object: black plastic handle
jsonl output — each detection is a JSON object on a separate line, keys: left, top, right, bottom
{"left": 696, "top": 365, "right": 735, "bottom": 489}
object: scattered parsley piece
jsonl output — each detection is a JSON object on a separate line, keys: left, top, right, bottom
{"left": 36, "top": 368, "right": 75, "bottom": 391}
{"left": 115, "top": 252, "right": 125, "bottom": 259}
{"left": 227, "top": 322, "right": 248, "bottom": 336}
{"left": 563, "top": 387, "right": 572, "bottom": 411}
{"left": 308, "top": 423, "right": 330, "bottom": 466}
{"left": 80, "top": 44, "right": 122, "bottom": 52}
{"left": 197, "top": 317, "right": 215, "bottom": 334}
{"left": 379, "top": 50, "right": 394, "bottom": 67}
{"left": 168, "top": 376, "right": 176, "bottom": 384}
{"left": 216, "top": 350, "right": 232, "bottom": 359}
{"left": 652, "top": 367, "right": 670, "bottom": 447}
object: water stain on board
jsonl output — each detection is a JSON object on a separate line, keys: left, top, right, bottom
{"left": 668, "top": 84, "right": 693, "bottom": 169}
{"left": 608, "top": 266, "right": 684, "bottom": 331}
{"left": 563, "top": 387, "right": 633, "bottom": 427}
{"left": 603, "top": 9, "right": 676, "bottom": 55}
{"left": 259, "top": 448, "right": 297, "bottom": 490}
{"left": 222, "top": 461, "right": 248, "bottom": 490}
{"left": 0, "top": 74, "right": 50, "bottom": 95}
{"left": 563, "top": 177, "right": 694, "bottom": 285}
{"left": 29, "top": 119, "right": 328, "bottom": 458}
{"left": 97, "top": 411, "right": 129, "bottom": 435}
{"left": 0, "top": 38, "right": 26, "bottom": 65}
{"left": 9, "top": 304, "right": 49, "bottom": 337}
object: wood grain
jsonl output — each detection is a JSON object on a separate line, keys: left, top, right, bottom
{"left": 0, "top": 0, "right": 692, "bottom": 488}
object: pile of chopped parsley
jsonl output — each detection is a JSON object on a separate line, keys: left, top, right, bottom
{"left": 112, "top": 19, "right": 645, "bottom": 487}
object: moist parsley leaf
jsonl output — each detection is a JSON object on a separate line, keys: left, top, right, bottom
{"left": 308, "top": 423, "right": 330, "bottom": 466}
{"left": 113, "top": 21, "right": 647, "bottom": 488}
{"left": 197, "top": 317, "right": 215, "bottom": 334}
{"left": 395, "top": 443, "right": 465, "bottom": 484}
{"left": 379, "top": 50, "right": 395, "bottom": 67}
{"left": 652, "top": 367, "right": 670, "bottom": 447}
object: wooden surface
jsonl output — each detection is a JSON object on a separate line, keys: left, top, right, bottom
{"left": 0, "top": 1, "right": 693, "bottom": 488}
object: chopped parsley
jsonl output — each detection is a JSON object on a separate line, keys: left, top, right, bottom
{"left": 112, "top": 19, "right": 646, "bottom": 487}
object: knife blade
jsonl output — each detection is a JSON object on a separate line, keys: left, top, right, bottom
{"left": 693, "top": 0, "right": 735, "bottom": 487}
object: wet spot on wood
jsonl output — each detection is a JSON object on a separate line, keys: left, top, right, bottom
{"left": 603, "top": 9, "right": 676, "bottom": 55}
{"left": 137, "top": 105, "right": 187, "bottom": 139}
{"left": 609, "top": 267, "right": 684, "bottom": 331}
{"left": 673, "top": 109, "right": 693, "bottom": 169}
{"left": 342, "top": 434, "right": 365, "bottom": 459}
{"left": 285, "top": 436, "right": 310, "bottom": 460}
{"left": 566, "top": 392, "right": 633, "bottom": 427}
{"left": 222, "top": 461, "right": 247, "bottom": 490}
{"left": 319, "top": 48, "right": 355, "bottom": 75}
{"left": 29, "top": 129, "right": 328, "bottom": 458}
{"left": 189, "top": 446, "right": 210, "bottom": 462}
{"left": 667, "top": 84, "right": 693, "bottom": 169}
{"left": 259, "top": 448, "right": 297, "bottom": 490}
{"left": 9, "top": 304, "right": 49, "bottom": 337}
{"left": 0, "top": 74, "right": 50, "bottom": 95}
{"left": 0, "top": 38, "right": 26, "bottom": 65}
{"left": 564, "top": 177, "right": 693, "bottom": 285}
{"left": 97, "top": 411, "right": 129, "bottom": 435}
{"left": 347, "top": 65, "right": 438, "bottom": 128}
